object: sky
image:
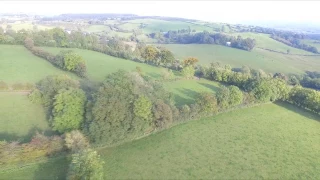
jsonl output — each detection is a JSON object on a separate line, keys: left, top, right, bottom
{"left": 1, "top": 1, "right": 320, "bottom": 24}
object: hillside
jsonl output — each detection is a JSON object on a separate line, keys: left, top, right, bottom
{"left": 40, "top": 47, "right": 167, "bottom": 82}
{"left": 0, "top": 45, "right": 76, "bottom": 84}
{"left": 1, "top": 102, "right": 319, "bottom": 179}
{"left": 162, "top": 44, "right": 320, "bottom": 74}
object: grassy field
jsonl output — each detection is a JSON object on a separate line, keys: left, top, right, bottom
{"left": 0, "top": 45, "right": 76, "bottom": 84}
{"left": 302, "top": 39, "right": 320, "bottom": 51}
{"left": 123, "top": 19, "right": 214, "bottom": 34}
{"left": 40, "top": 47, "right": 168, "bottom": 82}
{"left": 84, "top": 25, "right": 111, "bottom": 33}
{"left": 0, "top": 92, "right": 52, "bottom": 142}
{"left": 2, "top": 102, "right": 319, "bottom": 179}
{"left": 164, "top": 79, "right": 220, "bottom": 105}
{"left": 163, "top": 44, "right": 320, "bottom": 74}
{"left": 232, "top": 32, "right": 314, "bottom": 55}
{"left": 1, "top": 22, "right": 52, "bottom": 31}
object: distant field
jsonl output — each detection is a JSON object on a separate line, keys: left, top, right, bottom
{"left": 0, "top": 45, "right": 76, "bottom": 84}
{"left": 2, "top": 102, "right": 320, "bottom": 179}
{"left": 0, "top": 92, "right": 52, "bottom": 142}
{"left": 163, "top": 44, "right": 320, "bottom": 74}
{"left": 1, "top": 22, "right": 52, "bottom": 31}
{"left": 123, "top": 19, "right": 214, "bottom": 33}
{"left": 301, "top": 39, "right": 320, "bottom": 51}
{"left": 84, "top": 25, "right": 111, "bottom": 33}
{"left": 164, "top": 79, "right": 220, "bottom": 105}
{"left": 232, "top": 32, "right": 314, "bottom": 55}
{"left": 40, "top": 47, "right": 167, "bottom": 82}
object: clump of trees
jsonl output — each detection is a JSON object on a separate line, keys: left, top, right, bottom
{"left": 83, "top": 70, "right": 176, "bottom": 146}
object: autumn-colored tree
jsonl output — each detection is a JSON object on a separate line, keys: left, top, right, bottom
{"left": 141, "top": 45, "right": 159, "bottom": 64}
{"left": 182, "top": 57, "right": 199, "bottom": 67}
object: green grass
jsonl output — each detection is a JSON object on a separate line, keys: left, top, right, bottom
{"left": 232, "top": 32, "right": 314, "bottom": 55}
{"left": 1, "top": 22, "right": 52, "bottom": 31}
{"left": 124, "top": 19, "right": 214, "bottom": 34}
{"left": 302, "top": 39, "right": 320, "bottom": 51}
{"left": 2, "top": 102, "right": 320, "bottom": 179}
{"left": 84, "top": 25, "right": 111, "bottom": 33}
{"left": 0, "top": 45, "right": 76, "bottom": 84}
{"left": 40, "top": 47, "right": 168, "bottom": 82}
{"left": 163, "top": 44, "right": 320, "bottom": 74}
{"left": 164, "top": 79, "right": 220, "bottom": 105}
{"left": 0, "top": 92, "right": 52, "bottom": 142}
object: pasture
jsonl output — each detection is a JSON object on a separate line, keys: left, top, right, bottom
{"left": 40, "top": 47, "right": 168, "bottom": 82}
{"left": 0, "top": 45, "right": 76, "bottom": 84}
{"left": 2, "top": 102, "right": 320, "bottom": 179}
{"left": 0, "top": 92, "right": 51, "bottom": 142}
{"left": 122, "top": 19, "right": 215, "bottom": 34}
{"left": 162, "top": 44, "right": 320, "bottom": 74}
{"left": 164, "top": 78, "right": 220, "bottom": 105}
{"left": 232, "top": 32, "right": 314, "bottom": 55}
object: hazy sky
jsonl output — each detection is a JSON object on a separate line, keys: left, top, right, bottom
{"left": 1, "top": 1, "right": 320, "bottom": 24}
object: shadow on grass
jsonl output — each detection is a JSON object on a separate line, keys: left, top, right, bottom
{"left": 274, "top": 101, "right": 320, "bottom": 122}
{"left": 172, "top": 88, "right": 201, "bottom": 106}
{"left": 198, "top": 82, "right": 219, "bottom": 92}
{"left": 146, "top": 72, "right": 161, "bottom": 79}
{"left": 0, "top": 126, "right": 55, "bottom": 143}
{"left": 33, "top": 156, "right": 70, "bottom": 180}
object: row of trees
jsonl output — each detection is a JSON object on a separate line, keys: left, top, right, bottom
{"left": 150, "top": 31, "right": 256, "bottom": 51}
{"left": 271, "top": 34, "right": 318, "bottom": 54}
{"left": 24, "top": 37, "right": 87, "bottom": 78}
{"left": 195, "top": 62, "right": 320, "bottom": 114}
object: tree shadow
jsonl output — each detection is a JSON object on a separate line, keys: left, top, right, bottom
{"left": 172, "top": 88, "right": 201, "bottom": 106}
{"left": 146, "top": 72, "right": 161, "bottom": 79}
{"left": 0, "top": 126, "right": 55, "bottom": 143}
{"left": 198, "top": 82, "right": 219, "bottom": 92}
{"left": 274, "top": 101, "right": 320, "bottom": 122}
{"left": 33, "top": 156, "right": 70, "bottom": 180}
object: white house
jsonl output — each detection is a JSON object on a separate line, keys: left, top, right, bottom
{"left": 226, "top": 42, "right": 231, "bottom": 46}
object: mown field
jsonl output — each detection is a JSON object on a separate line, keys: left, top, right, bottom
{"left": 163, "top": 44, "right": 320, "bottom": 74}
{"left": 40, "top": 47, "right": 167, "bottom": 82}
{"left": 0, "top": 92, "right": 51, "bottom": 142}
{"left": 0, "top": 45, "right": 76, "bottom": 84}
{"left": 2, "top": 102, "right": 319, "bottom": 179}
{"left": 164, "top": 78, "right": 220, "bottom": 105}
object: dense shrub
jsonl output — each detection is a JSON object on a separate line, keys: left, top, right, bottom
{"left": 0, "top": 133, "right": 65, "bottom": 166}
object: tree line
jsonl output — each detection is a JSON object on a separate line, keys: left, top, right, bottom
{"left": 149, "top": 30, "right": 256, "bottom": 51}
{"left": 271, "top": 33, "right": 318, "bottom": 54}
{"left": 24, "top": 37, "right": 87, "bottom": 78}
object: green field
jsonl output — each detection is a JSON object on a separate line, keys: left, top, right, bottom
{"left": 163, "top": 44, "right": 320, "bottom": 74}
{"left": 302, "top": 39, "right": 320, "bottom": 51}
{"left": 123, "top": 19, "right": 215, "bottom": 34}
{"left": 0, "top": 92, "right": 51, "bottom": 142}
{"left": 1, "top": 22, "right": 52, "bottom": 31}
{"left": 40, "top": 47, "right": 168, "bottom": 82}
{"left": 84, "top": 25, "right": 111, "bottom": 33}
{"left": 0, "top": 45, "right": 76, "bottom": 84}
{"left": 164, "top": 79, "right": 220, "bottom": 105}
{"left": 2, "top": 102, "right": 319, "bottom": 179}
{"left": 232, "top": 32, "right": 314, "bottom": 55}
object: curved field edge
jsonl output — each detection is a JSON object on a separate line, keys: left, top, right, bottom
{"left": 1, "top": 102, "right": 319, "bottom": 179}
